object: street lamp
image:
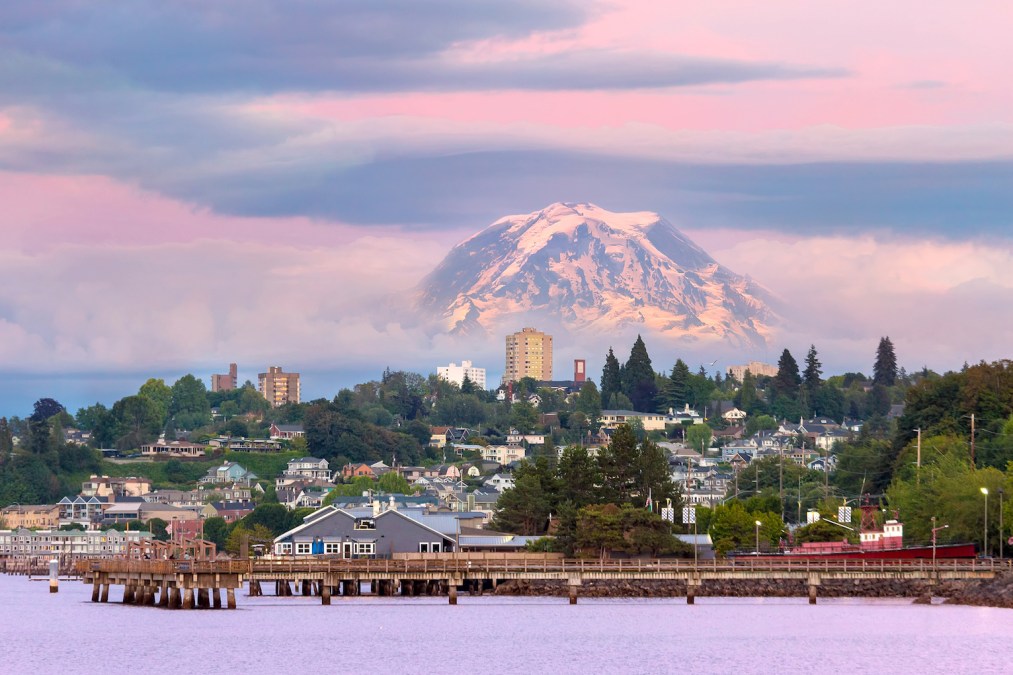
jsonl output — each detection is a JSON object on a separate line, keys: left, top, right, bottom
{"left": 1000, "top": 489, "right": 1005, "bottom": 561}
{"left": 930, "top": 516, "right": 948, "bottom": 566}
{"left": 980, "top": 487, "right": 989, "bottom": 557}
{"left": 754, "top": 520, "right": 762, "bottom": 554}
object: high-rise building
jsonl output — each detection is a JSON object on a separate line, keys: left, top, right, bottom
{"left": 574, "top": 359, "right": 586, "bottom": 383}
{"left": 504, "top": 327, "right": 553, "bottom": 382}
{"left": 259, "top": 366, "right": 301, "bottom": 407}
{"left": 211, "top": 363, "right": 238, "bottom": 392}
{"left": 437, "top": 360, "right": 487, "bottom": 390}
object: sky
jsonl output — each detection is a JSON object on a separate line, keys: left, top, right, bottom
{"left": 2, "top": 1, "right": 1013, "bottom": 416}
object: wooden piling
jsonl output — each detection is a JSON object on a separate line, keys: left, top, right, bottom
{"left": 226, "top": 588, "right": 237, "bottom": 609}
{"left": 321, "top": 584, "right": 331, "bottom": 606}
{"left": 212, "top": 588, "right": 222, "bottom": 609}
{"left": 182, "top": 588, "right": 194, "bottom": 610}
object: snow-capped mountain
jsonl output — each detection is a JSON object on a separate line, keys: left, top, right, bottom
{"left": 414, "top": 202, "right": 776, "bottom": 346}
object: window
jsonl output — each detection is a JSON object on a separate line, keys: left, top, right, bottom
{"left": 324, "top": 543, "right": 341, "bottom": 554}
{"left": 278, "top": 542, "right": 292, "bottom": 554}
{"left": 431, "top": 542, "right": 441, "bottom": 553}
{"left": 354, "top": 518, "right": 375, "bottom": 530}
{"left": 353, "top": 542, "right": 375, "bottom": 555}
{"left": 295, "top": 543, "right": 311, "bottom": 554}
{"left": 419, "top": 543, "right": 429, "bottom": 553}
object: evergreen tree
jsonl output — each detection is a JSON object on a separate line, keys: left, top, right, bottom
{"left": 659, "top": 359, "right": 691, "bottom": 412}
{"left": 734, "top": 369, "right": 758, "bottom": 413}
{"left": 600, "top": 348, "right": 622, "bottom": 409}
{"left": 622, "top": 335, "right": 657, "bottom": 412}
{"left": 773, "top": 349, "right": 802, "bottom": 400}
{"left": 460, "top": 374, "right": 476, "bottom": 395}
{"left": 802, "top": 344, "right": 822, "bottom": 417}
{"left": 0, "top": 417, "right": 12, "bottom": 463}
{"left": 169, "top": 374, "right": 211, "bottom": 430}
{"left": 874, "top": 336, "right": 898, "bottom": 387}
{"left": 574, "top": 381, "right": 602, "bottom": 430}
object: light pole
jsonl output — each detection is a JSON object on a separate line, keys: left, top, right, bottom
{"left": 754, "top": 520, "right": 762, "bottom": 554}
{"left": 980, "top": 487, "right": 989, "bottom": 557}
{"left": 1000, "top": 489, "right": 1005, "bottom": 560}
{"left": 931, "top": 516, "right": 948, "bottom": 566}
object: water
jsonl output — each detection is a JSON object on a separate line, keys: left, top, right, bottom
{"left": 3, "top": 574, "right": 1011, "bottom": 675}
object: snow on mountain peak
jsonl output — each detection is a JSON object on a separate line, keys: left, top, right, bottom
{"left": 415, "top": 203, "right": 776, "bottom": 346}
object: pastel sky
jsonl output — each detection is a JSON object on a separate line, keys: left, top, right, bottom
{"left": 3, "top": 1, "right": 1013, "bottom": 415}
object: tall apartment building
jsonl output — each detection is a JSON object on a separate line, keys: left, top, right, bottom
{"left": 211, "top": 362, "right": 238, "bottom": 392}
{"left": 727, "top": 361, "right": 778, "bottom": 382}
{"left": 437, "top": 360, "right": 487, "bottom": 390}
{"left": 504, "top": 327, "right": 553, "bottom": 382}
{"left": 259, "top": 366, "right": 301, "bottom": 407}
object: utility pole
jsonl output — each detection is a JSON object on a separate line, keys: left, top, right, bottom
{"left": 971, "top": 414, "right": 976, "bottom": 468}
{"left": 779, "top": 444, "right": 784, "bottom": 519}
{"left": 916, "top": 428, "right": 922, "bottom": 487}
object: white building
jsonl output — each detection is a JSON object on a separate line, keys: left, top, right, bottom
{"left": 437, "top": 360, "right": 487, "bottom": 390}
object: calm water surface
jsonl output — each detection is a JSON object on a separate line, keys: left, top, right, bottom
{"left": 2, "top": 574, "right": 1010, "bottom": 674}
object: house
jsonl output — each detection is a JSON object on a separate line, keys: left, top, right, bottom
{"left": 269, "top": 423, "right": 305, "bottom": 440}
{"left": 506, "top": 431, "right": 547, "bottom": 447}
{"left": 667, "top": 404, "right": 705, "bottom": 425}
{"left": 273, "top": 505, "right": 456, "bottom": 557}
{"left": 481, "top": 445, "right": 526, "bottom": 466}
{"left": 600, "top": 410, "right": 670, "bottom": 432}
{"left": 140, "top": 440, "right": 207, "bottom": 458}
{"left": 81, "top": 475, "right": 152, "bottom": 498}
{"left": 199, "top": 462, "right": 258, "bottom": 485}
{"left": 221, "top": 438, "right": 283, "bottom": 452}
{"left": 341, "top": 463, "right": 375, "bottom": 479}
{"left": 283, "top": 457, "right": 332, "bottom": 482}
{"left": 484, "top": 473, "right": 515, "bottom": 491}
{"left": 722, "top": 407, "right": 748, "bottom": 423}
{"left": 431, "top": 464, "right": 462, "bottom": 480}
{"left": 57, "top": 495, "right": 107, "bottom": 527}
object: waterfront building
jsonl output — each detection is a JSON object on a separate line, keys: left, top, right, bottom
{"left": 81, "top": 475, "right": 152, "bottom": 498}
{"left": 0, "top": 505, "right": 60, "bottom": 530}
{"left": 199, "top": 462, "right": 258, "bottom": 485}
{"left": 0, "top": 527, "right": 151, "bottom": 558}
{"left": 504, "top": 327, "right": 553, "bottom": 382}
{"left": 269, "top": 422, "right": 305, "bottom": 440}
{"left": 259, "top": 366, "right": 301, "bottom": 407}
{"left": 436, "top": 360, "right": 487, "bottom": 390}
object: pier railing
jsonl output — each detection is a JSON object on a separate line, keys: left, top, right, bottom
{"left": 76, "top": 556, "right": 1005, "bottom": 577}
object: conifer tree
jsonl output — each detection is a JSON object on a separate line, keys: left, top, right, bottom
{"left": 802, "top": 344, "right": 822, "bottom": 417}
{"left": 600, "top": 348, "right": 622, "bottom": 409}
{"left": 773, "top": 348, "right": 802, "bottom": 400}
{"left": 622, "top": 335, "right": 657, "bottom": 413}
{"left": 873, "top": 337, "right": 898, "bottom": 387}
{"left": 659, "top": 359, "right": 690, "bottom": 412}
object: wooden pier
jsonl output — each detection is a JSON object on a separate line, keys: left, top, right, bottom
{"left": 76, "top": 556, "right": 1002, "bottom": 609}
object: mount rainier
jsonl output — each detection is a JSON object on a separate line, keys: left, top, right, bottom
{"left": 414, "top": 202, "right": 776, "bottom": 346}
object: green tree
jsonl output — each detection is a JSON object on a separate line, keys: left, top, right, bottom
{"left": 170, "top": 374, "right": 211, "bottom": 430}
{"left": 509, "top": 400, "right": 539, "bottom": 434}
{"left": 240, "top": 503, "right": 295, "bottom": 536}
{"left": 574, "top": 381, "right": 602, "bottom": 431}
{"left": 0, "top": 417, "right": 13, "bottom": 461}
{"left": 377, "top": 471, "right": 412, "bottom": 494}
{"left": 557, "top": 446, "right": 601, "bottom": 508}
{"left": 74, "top": 403, "right": 109, "bottom": 433}
{"left": 773, "top": 349, "right": 802, "bottom": 400}
{"left": 802, "top": 345, "right": 822, "bottom": 416}
{"left": 202, "top": 516, "right": 230, "bottom": 549}
{"left": 734, "top": 370, "right": 759, "bottom": 414}
{"left": 111, "top": 395, "right": 162, "bottom": 451}
{"left": 226, "top": 523, "right": 275, "bottom": 556}
{"left": 491, "top": 462, "right": 552, "bottom": 535}
{"left": 148, "top": 518, "right": 170, "bottom": 541}
{"left": 685, "top": 424, "right": 712, "bottom": 455}
{"left": 744, "top": 414, "right": 778, "bottom": 437}
{"left": 659, "top": 359, "right": 691, "bottom": 411}
{"left": 874, "top": 337, "right": 898, "bottom": 387}
{"left": 138, "top": 378, "right": 172, "bottom": 426}
{"left": 600, "top": 347, "right": 622, "bottom": 409}
{"left": 622, "top": 335, "right": 657, "bottom": 412}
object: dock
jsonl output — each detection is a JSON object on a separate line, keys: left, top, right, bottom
{"left": 76, "top": 556, "right": 1002, "bottom": 608}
